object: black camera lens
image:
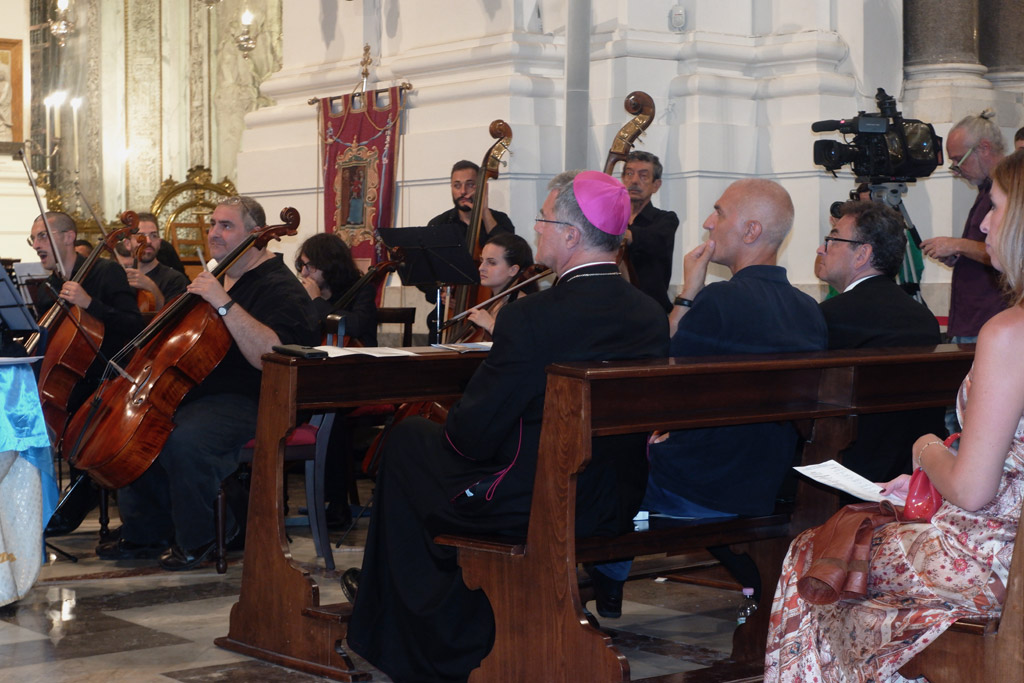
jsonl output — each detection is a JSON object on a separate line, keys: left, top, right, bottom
{"left": 829, "top": 201, "right": 844, "bottom": 219}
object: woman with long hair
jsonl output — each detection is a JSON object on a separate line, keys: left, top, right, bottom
{"left": 765, "top": 150, "right": 1024, "bottom": 682}
{"left": 464, "top": 232, "right": 537, "bottom": 338}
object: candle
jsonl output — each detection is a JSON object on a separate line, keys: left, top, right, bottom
{"left": 52, "top": 91, "right": 66, "bottom": 141}
{"left": 44, "top": 95, "right": 52, "bottom": 171}
{"left": 71, "top": 97, "right": 82, "bottom": 174}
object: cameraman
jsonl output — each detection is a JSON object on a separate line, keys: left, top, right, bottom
{"left": 921, "top": 111, "right": 1007, "bottom": 345}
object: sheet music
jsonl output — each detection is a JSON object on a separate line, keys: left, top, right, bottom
{"left": 315, "top": 346, "right": 417, "bottom": 358}
{"left": 0, "top": 356, "right": 43, "bottom": 365}
{"left": 794, "top": 459, "right": 906, "bottom": 505}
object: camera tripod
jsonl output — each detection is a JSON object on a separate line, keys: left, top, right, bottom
{"left": 867, "top": 182, "right": 927, "bottom": 307}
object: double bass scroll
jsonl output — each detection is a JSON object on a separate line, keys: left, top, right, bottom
{"left": 603, "top": 91, "right": 655, "bottom": 284}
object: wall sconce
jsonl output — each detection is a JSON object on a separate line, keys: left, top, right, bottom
{"left": 201, "top": 0, "right": 223, "bottom": 7}
{"left": 50, "top": 0, "right": 76, "bottom": 47}
{"left": 235, "top": 10, "right": 257, "bottom": 59}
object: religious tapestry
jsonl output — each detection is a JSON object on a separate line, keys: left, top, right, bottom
{"left": 320, "top": 86, "right": 404, "bottom": 264}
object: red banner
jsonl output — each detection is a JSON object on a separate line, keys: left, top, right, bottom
{"left": 321, "top": 87, "right": 403, "bottom": 263}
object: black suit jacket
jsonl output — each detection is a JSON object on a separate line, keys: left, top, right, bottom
{"left": 820, "top": 275, "right": 944, "bottom": 484}
{"left": 444, "top": 263, "right": 669, "bottom": 536}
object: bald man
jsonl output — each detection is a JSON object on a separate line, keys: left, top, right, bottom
{"left": 659, "top": 179, "right": 826, "bottom": 509}
{"left": 586, "top": 180, "right": 827, "bottom": 618}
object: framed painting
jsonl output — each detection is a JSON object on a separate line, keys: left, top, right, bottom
{"left": 0, "top": 38, "right": 23, "bottom": 143}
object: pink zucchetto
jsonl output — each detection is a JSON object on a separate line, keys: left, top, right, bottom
{"left": 572, "top": 171, "right": 630, "bottom": 236}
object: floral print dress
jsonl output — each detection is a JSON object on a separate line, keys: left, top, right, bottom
{"left": 765, "top": 372, "right": 1023, "bottom": 682}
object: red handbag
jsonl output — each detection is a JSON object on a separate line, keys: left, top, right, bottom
{"left": 902, "top": 432, "right": 958, "bottom": 522}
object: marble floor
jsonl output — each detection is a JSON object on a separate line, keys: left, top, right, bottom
{"left": 1, "top": 478, "right": 749, "bottom": 682}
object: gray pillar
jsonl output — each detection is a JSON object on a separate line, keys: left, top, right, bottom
{"left": 903, "top": 0, "right": 989, "bottom": 92}
{"left": 904, "top": 0, "right": 978, "bottom": 67}
{"left": 980, "top": 0, "right": 1024, "bottom": 89}
{"left": 564, "top": 0, "right": 590, "bottom": 170}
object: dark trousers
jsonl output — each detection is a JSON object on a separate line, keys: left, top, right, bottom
{"left": 348, "top": 417, "right": 498, "bottom": 683}
{"left": 117, "top": 394, "right": 257, "bottom": 549}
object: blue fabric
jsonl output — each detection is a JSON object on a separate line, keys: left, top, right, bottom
{"left": 656, "top": 266, "right": 827, "bottom": 516}
{"left": 0, "top": 364, "right": 58, "bottom": 529}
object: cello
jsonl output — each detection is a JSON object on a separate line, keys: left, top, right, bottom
{"left": 602, "top": 91, "right": 655, "bottom": 283}
{"left": 28, "top": 211, "right": 142, "bottom": 444}
{"left": 441, "top": 120, "right": 513, "bottom": 343}
{"left": 62, "top": 208, "right": 301, "bottom": 489}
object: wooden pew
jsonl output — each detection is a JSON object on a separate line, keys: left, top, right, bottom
{"left": 216, "top": 344, "right": 973, "bottom": 682}
{"left": 436, "top": 346, "right": 974, "bottom": 682}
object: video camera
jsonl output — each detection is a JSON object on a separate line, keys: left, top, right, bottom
{"left": 812, "top": 88, "right": 943, "bottom": 183}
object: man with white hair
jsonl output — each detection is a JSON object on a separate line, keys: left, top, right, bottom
{"left": 921, "top": 111, "right": 1007, "bottom": 344}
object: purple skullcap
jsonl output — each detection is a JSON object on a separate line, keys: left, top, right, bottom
{"left": 572, "top": 171, "right": 630, "bottom": 236}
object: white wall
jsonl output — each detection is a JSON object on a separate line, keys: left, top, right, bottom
{"left": 0, "top": 0, "right": 43, "bottom": 265}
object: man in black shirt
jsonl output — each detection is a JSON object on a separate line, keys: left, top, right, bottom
{"left": 426, "top": 159, "right": 516, "bottom": 249}
{"left": 621, "top": 151, "right": 679, "bottom": 312}
{"left": 114, "top": 213, "right": 189, "bottom": 310}
{"left": 97, "top": 196, "right": 319, "bottom": 570}
{"left": 421, "top": 160, "right": 517, "bottom": 340}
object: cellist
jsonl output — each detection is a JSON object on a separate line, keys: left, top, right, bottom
{"left": 420, "top": 159, "right": 517, "bottom": 339}
{"left": 95, "top": 196, "right": 319, "bottom": 571}
{"left": 31, "top": 211, "right": 144, "bottom": 537}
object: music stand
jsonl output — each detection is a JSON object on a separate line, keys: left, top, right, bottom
{"left": 0, "top": 266, "right": 39, "bottom": 357}
{"left": 378, "top": 225, "right": 479, "bottom": 343}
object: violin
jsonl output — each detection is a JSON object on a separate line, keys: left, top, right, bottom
{"left": 29, "top": 211, "right": 142, "bottom": 445}
{"left": 603, "top": 91, "right": 655, "bottom": 283}
{"left": 61, "top": 209, "right": 301, "bottom": 489}
{"left": 441, "top": 120, "right": 513, "bottom": 343}
{"left": 440, "top": 264, "right": 552, "bottom": 343}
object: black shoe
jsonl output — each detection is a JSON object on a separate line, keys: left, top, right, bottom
{"left": 341, "top": 568, "right": 359, "bottom": 603}
{"left": 158, "top": 540, "right": 218, "bottom": 571}
{"left": 325, "top": 502, "right": 353, "bottom": 531}
{"left": 45, "top": 478, "right": 99, "bottom": 536}
{"left": 585, "top": 565, "right": 624, "bottom": 619}
{"left": 96, "top": 529, "right": 169, "bottom": 560}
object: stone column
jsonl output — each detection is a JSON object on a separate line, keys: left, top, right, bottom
{"left": 903, "top": 0, "right": 989, "bottom": 90}
{"left": 980, "top": 0, "right": 1024, "bottom": 91}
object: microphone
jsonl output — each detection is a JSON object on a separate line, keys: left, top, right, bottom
{"left": 811, "top": 119, "right": 848, "bottom": 133}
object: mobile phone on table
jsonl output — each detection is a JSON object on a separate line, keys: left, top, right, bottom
{"left": 272, "top": 344, "right": 328, "bottom": 359}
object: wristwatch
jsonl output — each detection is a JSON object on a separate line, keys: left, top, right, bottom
{"left": 217, "top": 299, "right": 236, "bottom": 317}
{"left": 673, "top": 295, "right": 693, "bottom": 308}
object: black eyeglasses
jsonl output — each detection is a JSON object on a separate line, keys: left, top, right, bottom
{"left": 535, "top": 215, "right": 572, "bottom": 227}
{"left": 823, "top": 236, "right": 866, "bottom": 251}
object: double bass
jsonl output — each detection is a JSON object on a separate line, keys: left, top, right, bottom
{"left": 441, "top": 120, "right": 513, "bottom": 343}
{"left": 28, "top": 211, "right": 142, "bottom": 444}
{"left": 62, "top": 209, "right": 301, "bottom": 489}
{"left": 603, "top": 91, "right": 655, "bottom": 283}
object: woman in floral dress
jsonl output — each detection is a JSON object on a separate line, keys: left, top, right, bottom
{"left": 764, "top": 150, "right": 1024, "bottom": 682}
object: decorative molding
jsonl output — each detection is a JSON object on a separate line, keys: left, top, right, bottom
{"left": 124, "top": 0, "right": 163, "bottom": 210}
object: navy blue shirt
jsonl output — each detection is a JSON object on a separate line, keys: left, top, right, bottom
{"left": 653, "top": 265, "right": 827, "bottom": 516}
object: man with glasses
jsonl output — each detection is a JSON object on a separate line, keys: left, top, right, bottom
{"left": 921, "top": 111, "right": 1007, "bottom": 346}
{"left": 343, "top": 171, "right": 667, "bottom": 682}
{"left": 116, "top": 213, "right": 189, "bottom": 311}
{"left": 31, "top": 211, "right": 144, "bottom": 536}
{"left": 816, "top": 201, "right": 942, "bottom": 484}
